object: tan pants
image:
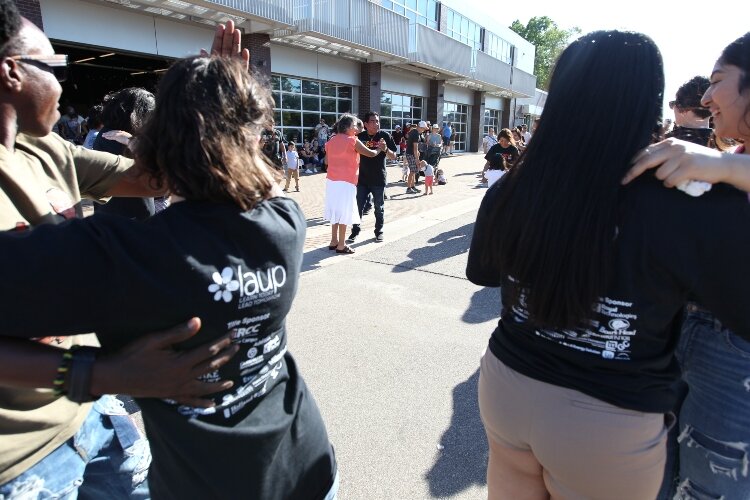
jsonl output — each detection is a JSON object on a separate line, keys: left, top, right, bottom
{"left": 284, "top": 168, "right": 299, "bottom": 190}
{"left": 479, "top": 350, "right": 669, "bottom": 499}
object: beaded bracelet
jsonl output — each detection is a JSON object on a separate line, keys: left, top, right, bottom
{"left": 53, "top": 349, "right": 74, "bottom": 396}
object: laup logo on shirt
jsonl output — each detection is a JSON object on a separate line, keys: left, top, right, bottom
{"left": 207, "top": 265, "right": 287, "bottom": 304}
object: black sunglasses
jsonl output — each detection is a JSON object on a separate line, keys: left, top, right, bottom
{"left": 11, "top": 54, "right": 68, "bottom": 82}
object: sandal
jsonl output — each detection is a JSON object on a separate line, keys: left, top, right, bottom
{"left": 335, "top": 245, "right": 355, "bottom": 254}
{"left": 328, "top": 245, "right": 337, "bottom": 250}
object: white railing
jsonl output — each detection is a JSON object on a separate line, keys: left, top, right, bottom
{"left": 292, "top": 0, "right": 409, "bottom": 59}
{"left": 203, "top": 0, "right": 297, "bottom": 24}
{"left": 408, "top": 23, "right": 471, "bottom": 77}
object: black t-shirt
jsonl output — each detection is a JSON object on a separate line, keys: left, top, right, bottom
{"left": 466, "top": 176, "right": 750, "bottom": 413}
{"left": 406, "top": 128, "right": 421, "bottom": 157}
{"left": 92, "top": 130, "right": 156, "bottom": 220}
{"left": 357, "top": 130, "right": 396, "bottom": 186}
{"left": 392, "top": 130, "right": 403, "bottom": 145}
{"left": 0, "top": 198, "right": 335, "bottom": 499}
{"left": 484, "top": 143, "right": 519, "bottom": 170}
{"left": 666, "top": 126, "right": 713, "bottom": 147}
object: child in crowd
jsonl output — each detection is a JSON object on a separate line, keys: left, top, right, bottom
{"left": 283, "top": 141, "right": 300, "bottom": 192}
{"left": 420, "top": 160, "right": 435, "bottom": 195}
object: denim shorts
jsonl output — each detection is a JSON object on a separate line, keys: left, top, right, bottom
{"left": 0, "top": 395, "right": 151, "bottom": 499}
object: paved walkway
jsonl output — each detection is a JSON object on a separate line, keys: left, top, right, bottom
{"left": 283, "top": 153, "right": 488, "bottom": 252}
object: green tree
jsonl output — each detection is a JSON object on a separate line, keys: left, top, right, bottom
{"left": 510, "top": 16, "right": 581, "bottom": 91}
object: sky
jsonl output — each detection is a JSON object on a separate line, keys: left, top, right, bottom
{"left": 444, "top": 0, "right": 748, "bottom": 119}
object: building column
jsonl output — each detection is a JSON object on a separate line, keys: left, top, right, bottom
{"left": 469, "top": 90, "right": 485, "bottom": 153}
{"left": 241, "top": 33, "right": 271, "bottom": 81}
{"left": 13, "top": 0, "right": 43, "bottom": 29}
{"left": 501, "top": 98, "right": 512, "bottom": 129}
{"left": 426, "top": 79, "right": 445, "bottom": 125}
{"left": 359, "top": 62, "right": 382, "bottom": 117}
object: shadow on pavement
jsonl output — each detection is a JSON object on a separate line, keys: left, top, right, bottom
{"left": 462, "top": 287, "right": 502, "bottom": 325}
{"left": 301, "top": 247, "right": 336, "bottom": 273}
{"left": 306, "top": 216, "right": 329, "bottom": 229}
{"left": 392, "top": 223, "right": 473, "bottom": 273}
{"left": 425, "top": 369, "right": 488, "bottom": 496}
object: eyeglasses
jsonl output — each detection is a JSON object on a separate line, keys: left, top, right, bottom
{"left": 11, "top": 54, "right": 68, "bottom": 82}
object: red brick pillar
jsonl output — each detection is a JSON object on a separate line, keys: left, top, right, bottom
{"left": 359, "top": 62, "right": 382, "bottom": 118}
{"left": 242, "top": 33, "right": 271, "bottom": 80}
{"left": 13, "top": 0, "right": 43, "bottom": 30}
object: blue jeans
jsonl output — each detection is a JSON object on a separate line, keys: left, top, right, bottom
{"left": 0, "top": 395, "right": 151, "bottom": 499}
{"left": 664, "top": 306, "right": 750, "bottom": 499}
{"left": 350, "top": 185, "right": 384, "bottom": 237}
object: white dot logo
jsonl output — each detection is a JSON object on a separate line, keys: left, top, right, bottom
{"left": 208, "top": 267, "right": 240, "bottom": 303}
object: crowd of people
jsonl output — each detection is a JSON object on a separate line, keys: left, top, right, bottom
{"left": 1, "top": 0, "right": 750, "bottom": 498}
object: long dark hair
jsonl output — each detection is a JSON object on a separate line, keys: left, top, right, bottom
{"left": 718, "top": 32, "right": 750, "bottom": 138}
{"left": 478, "top": 31, "right": 664, "bottom": 328}
{"left": 133, "top": 57, "right": 276, "bottom": 210}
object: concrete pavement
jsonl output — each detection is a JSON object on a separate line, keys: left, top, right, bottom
{"left": 287, "top": 153, "right": 497, "bottom": 499}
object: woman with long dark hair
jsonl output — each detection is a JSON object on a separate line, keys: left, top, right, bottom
{"left": 467, "top": 30, "right": 750, "bottom": 499}
{"left": 0, "top": 56, "right": 338, "bottom": 499}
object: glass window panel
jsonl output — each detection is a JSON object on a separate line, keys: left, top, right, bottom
{"left": 394, "top": 4, "right": 404, "bottom": 14}
{"left": 270, "top": 76, "right": 281, "bottom": 91}
{"left": 303, "top": 113, "right": 320, "bottom": 128}
{"left": 406, "top": 11, "right": 416, "bottom": 23}
{"left": 407, "top": 0, "right": 416, "bottom": 9}
{"left": 380, "top": 104, "right": 392, "bottom": 116}
{"left": 392, "top": 94, "right": 403, "bottom": 106}
{"left": 338, "top": 99, "right": 352, "bottom": 113}
{"left": 414, "top": 97, "right": 423, "bottom": 108}
{"left": 447, "top": 10, "right": 453, "bottom": 28}
{"left": 338, "top": 86, "right": 352, "bottom": 99}
{"left": 403, "top": 96, "right": 412, "bottom": 108}
{"left": 427, "top": 0, "right": 436, "bottom": 19}
{"left": 320, "top": 113, "right": 337, "bottom": 126}
{"left": 392, "top": 110, "right": 402, "bottom": 119}
{"left": 302, "top": 96, "right": 320, "bottom": 111}
{"left": 285, "top": 129, "right": 302, "bottom": 144}
{"left": 321, "top": 98, "right": 337, "bottom": 113}
{"left": 428, "top": 20, "right": 437, "bottom": 30}
{"left": 302, "top": 128, "right": 316, "bottom": 142}
{"left": 272, "top": 92, "right": 281, "bottom": 108}
{"left": 380, "top": 118, "right": 392, "bottom": 130}
{"left": 273, "top": 110, "right": 281, "bottom": 126}
{"left": 282, "top": 94, "right": 301, "bottom": 110}
{"left": 281, "top": 77, "right": 301, "bottom": 93}
{"left": 302, "top": 80, "right": 320, "bottom": 95}
{"left": 381, "top": 93, "right": 392, "bottom": 104}
{"left": 417, "top": 0, "right": 426, "bottom": 15}
{"left": 321, "top": 83, "right": 337, "bottom": 97}
{"left": 282, "top": 110, "right": 301, "bottom": 127}
{"left": 382, "top": 0, "right": 393, "bottom": 8}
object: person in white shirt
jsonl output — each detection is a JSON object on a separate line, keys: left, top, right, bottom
{"left": 283, "top": 142, "right": 300, "bottom": 192}
{"left": 482, "top": 127, "right": 498, "bottom": 154}
{"left": 521, "top": 124, "right": 531, "bottom": 144}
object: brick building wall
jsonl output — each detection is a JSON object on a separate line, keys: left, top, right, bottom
{"left": 13, "top": 0, "right": 43, "bottom": 30}
{"left": 359, "top": 62, "right": 382, "bottom": 117}
{"left": 242, "top": 33, "right": 271, "bottom": 81}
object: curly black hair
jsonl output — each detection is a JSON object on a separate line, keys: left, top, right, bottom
{"left": 0, "top": 0, "right": 22, "bottom": 56}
